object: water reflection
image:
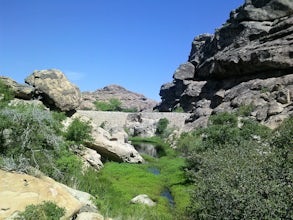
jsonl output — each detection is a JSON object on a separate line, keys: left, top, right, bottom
{"left": 133, "top": 142, "right": 158, "bottom": 157}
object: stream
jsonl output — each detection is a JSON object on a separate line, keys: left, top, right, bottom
{"left": 133, "top": 141, "right": 175, "bottom": 207}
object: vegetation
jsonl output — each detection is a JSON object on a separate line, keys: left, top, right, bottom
{"left": 65, "top": 118, "right": 93, "bottom": 144}
{"left": 176, "top": 112, "right": 292, "bottom": 219}
{"left": 94, "top": 98, "right": 138, "bottom": 112}
{"left": 0, "top": 79, "right": 14, "bottom": 106}
{"left": 89, "top": 139, "right": 191, "bottom": 220}
{"left": 17, "top": 201, "right": 65, "bottom": 220}
{"left": 155, "top": 117, "right": 169, "bottom": 136}
{"left": 0, "top": 103, "right": 89, "bottom": 183}
{"left": 1, "top": 90, "right": 292, "bottom": 220}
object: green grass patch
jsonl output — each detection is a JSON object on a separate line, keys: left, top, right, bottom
{"left": 90, "top": 142, "right": 191, "bottom": 220}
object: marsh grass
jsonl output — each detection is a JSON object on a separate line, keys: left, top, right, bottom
{"left": 89, "top": 138, "right": 191, "bottom": 220}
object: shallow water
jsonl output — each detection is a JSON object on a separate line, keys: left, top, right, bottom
{"left": 161, "top": 188, "right": 175, "bottom": 207}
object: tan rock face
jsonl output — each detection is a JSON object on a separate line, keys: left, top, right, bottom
{"left": 0, "top": 170, "right": 82, "bottom": 219}
{"left": 25, "top": 69, "right": 81, "bottom": 112}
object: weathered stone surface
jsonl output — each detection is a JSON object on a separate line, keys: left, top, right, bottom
{"left": 0, "top": 76, "right": 34, "bottom": 99}
{"left": 158, "top": 0, "right": 293, "bottom": 128}
{"left": 88, "top": 126, "right": 144, "bottom": 163}
{"left": 130, "top": 194, "right": 156, "bottom": 207}
{"left": 74, "top": 147, "right": 104, "bottom": 171}
{"left": 75, "top": 212, "right": 105, "bottom": 220}
{"left": 69, "top": 112, "right": 144, "bottom": 163}
{"left": 0, "top": 169, "right": 82, "bottom": 219}
{"left": 189, "top": 0, "right": 293, "bottom": 79}
{"left": 79, "top": 84, "right": 157, "bottom": 112}
{"left": 25, "top": 69, "right": 81, "bottom": 112}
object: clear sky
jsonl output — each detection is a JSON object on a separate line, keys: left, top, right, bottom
{"left": 0, "top": 0, "right": 244, "bottom": 101}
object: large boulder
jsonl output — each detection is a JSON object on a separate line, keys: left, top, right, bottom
{"left": 157, "top": 0, "right": 293, "bottom": 128}
{"left": 25, "top": 69, "right": 81, "bottom": 112}
{"left": 68, "top": 112, "right": 144, "bottom": 164}
{"left": 87, "top": 126, "right": 144, "bottom": 163}
{"left": 0, "top": 76, "right": 34, "bottom": 100}
{"left": 0, "top": 169, "right": 82, "bottom": 219}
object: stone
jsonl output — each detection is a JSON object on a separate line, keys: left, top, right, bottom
{"left": 66, "top": 112, "right": 143, "bottom": 164}
{"left": 173, "top": 62, "right": 195, "bottom": 81}
{"left": 75, "top": 212, "right": 105, "bottom": 220}
{"left": 74, "top": 147, "right": 103, "bottom": 171}
{"left": 25, "top": 69, "right": 81, "bottom": 112}
{"left": 157, "top": 0, "right": 293, "bottom": 129}
{"left": 0, "top": 169, "right": 82, "bottom": 219}
{"left": 268, "top": 101, "right": 284, "bottom": 116}
{"left": 0, "top": 76, "right": 34, "bottom": 100}
{"left": 87, "top": 126, "right": 144, "bottom": 163}
{"left": 130, "top": 194, "right": 156, "bottom": 207}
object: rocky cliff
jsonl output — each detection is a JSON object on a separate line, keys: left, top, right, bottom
{"left": 79, "top": 84, "right": 158, "bottom": 112}
{"left": 157, "top": 0, "right": 293, "bottom": 129}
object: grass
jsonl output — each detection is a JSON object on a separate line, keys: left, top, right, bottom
{"left": 88, "top": 138, "right": 191, "bottom": 220}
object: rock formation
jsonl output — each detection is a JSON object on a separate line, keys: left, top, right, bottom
{"left": 68, "top": 112, "right": 144, "bottom": 164}
{"left": 25, "top": 69, "right": 81, "bottom": 112}
{"left": 0, "top": 169, "right": 103, "bottom": 219}
{"left": 0, "top": 76, "right": 34, "bottom": 100}
{"left": 79, "top": 84, "right": 157, "bottom": 112}
{"left": 157, "top": 0, "right": 293, "bottom": 129}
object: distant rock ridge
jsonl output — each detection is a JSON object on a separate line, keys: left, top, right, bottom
{"left": 79, "top": 84, "right": 158, "bottom": 112}
{"left": 157, "top": 0, "right": 293, "bottom": 129}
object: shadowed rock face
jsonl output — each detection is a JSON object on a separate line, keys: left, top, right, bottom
{"left": 157, "top": 0, "right": 293, "bottom": 129}
{"left": 25, "top": 69, "right": 81, "bottom": 112}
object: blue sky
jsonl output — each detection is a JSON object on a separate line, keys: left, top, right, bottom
{"left": 0, "top": 0, "right": 244, "bottom": 101}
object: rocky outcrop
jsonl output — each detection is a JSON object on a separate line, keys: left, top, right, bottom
{"left": 0, "top": 169, "right": 81, "bottom": 219}
{"left": 0, "top": 169, "right": 108, "bottom": 220}
{"left": 79, "top": 84, "right": 157, "bottom": 112}
{"left": 157, "top": 0, "right": 293, "bottom": 128}
{"left": 69, "top": 112, "right": 144, "bottom": 164}
{"left": 87, "top": 126, "right": 144, "bottom": 163}
{"left": 0, "top": 76, "right": 34, "bottom": 100}
{"left": 25, "top": 69, "right": 81, "bottom": 112}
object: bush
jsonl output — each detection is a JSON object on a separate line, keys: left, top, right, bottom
{"left": 184, "top": 113, "right": 292, "bottom": 219}
{"left": 155, "top": 118, "right": 169, "bottom": 136}
{"left": 94, "top": 98, "right": 122, "bottom": 111}
{"left": 17, "top": 201, "right": 65, "bottom": 220}
{"left": 0, "top": 104, "right": 63, "bottom": 173}
{"left": 65, "top": 118, "right": 92, "bottom": 144}
{"left": 0, "top": 79, "right": 14, "bottom": 106}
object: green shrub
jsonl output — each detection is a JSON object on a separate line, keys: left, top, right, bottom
{"left": 184, "top": 113, "right": 292, "bottom": 220}
{"left": 155, "top": 118, "right": 169, "bottom": 136}
{"left": 0, "top": 79, "right": 14, "bottom": 105}
{"left": 94, "top": 98, "right": 122, "bottom": 111}
{"left": 17, "top": 201, "right": 65, "bottom": 220}
{"left": 65, "top": 118, "right": 92, "bottom": 144}
{"left": 0, "top": 105, "right": 63, "bottom": 172}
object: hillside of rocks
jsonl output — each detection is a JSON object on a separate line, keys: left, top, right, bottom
{"left": 79, "top": 84, "right": 158, "bottom": 112}
{"left": 157, "top": 0, "right": 293, "bottom": 129}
